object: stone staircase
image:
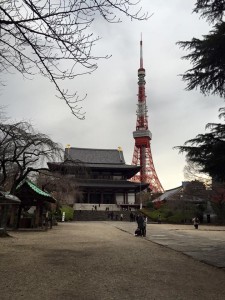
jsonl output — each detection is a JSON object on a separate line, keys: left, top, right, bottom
{"left": 73, "top": 210, "right": 140, "bottom": 222}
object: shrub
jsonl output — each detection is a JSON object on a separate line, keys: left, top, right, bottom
{"left": 142, "top": 206, "right": 194, "bottom": 224}
{"left": 167, "top": 212, "right": 184, "bottom": 223}
{"left": 60, "top": 205, "right": 74, "bottom": 221}
{"left": 146, "top": 201, "right": 154, "bottom": 210}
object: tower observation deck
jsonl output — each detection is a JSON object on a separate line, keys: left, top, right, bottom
{"left": 131, "top": 39, "right": 164, "bottom": 194}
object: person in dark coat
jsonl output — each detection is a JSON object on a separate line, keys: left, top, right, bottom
{"left": 130, "top": 212, "right": 134, "bottom": 222}
{"left": 137, "top": 214, "right": 145, "bottom": 237}
{"left": 143, "top": 216, "right": 147, "bottom": 237}
{"left": 157, "top": 214, "right": 161, "bottom": 224}
{"left": 110, "top": 211, "right": 114, "bottom": 220}
{"left": 192, "top": 216, "right": 200, "bottom": 229}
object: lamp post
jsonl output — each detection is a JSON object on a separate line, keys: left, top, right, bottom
{"left": 140, "top": 180, "right": 142, "bottom": 209}
{"left": 180, "top": 194, "right": 185, "bottom": 223}
{"left": 66, "top": 144, "right": 71, "bottom": 159}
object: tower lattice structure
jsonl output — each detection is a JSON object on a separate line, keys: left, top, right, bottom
{"left": 131, "top": 39, "right": 164, "bottom": 194}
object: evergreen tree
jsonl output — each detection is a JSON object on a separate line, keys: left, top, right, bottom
{"left": 175, "top": 108, "right": 225, "bottom": 182}
{"left": 177, "top": 0, "right": 225, "bottom": 97}
{"left": 176, "top": 1, "right": 225, "bottom": 182}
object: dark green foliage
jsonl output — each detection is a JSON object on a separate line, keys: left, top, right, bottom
{"left": 143, "top": 204, "right": 197, "bottom": 224}
{"left": 176, "top": 2, "right": 225, "bottom": 183}
{"left": 194, "top": 0, "right": 225, "bottom": 23}
{"left": 144, "top": 183, "right": 208, "bottom": 224}
{"left": 55, "top": 206, "right": 74, "bottom": 222}
{"left": 60, "top": 206, "right": 74, "bottom": 221}
{"left": 146, "top": 201, "right": 154, "bottom": 210}
{"left": 210, "top": 182, "right": 225, "bottom": 224}
{"left": 177, "top": 0, "right": 225, "bottom": 97}
{"left": 167, "top": 213, "right": 186, "bottom": 224}
{"left": 147, "top": 209, "right": 182, "bottom": 224}
{"left": 176, "top": 136, "right": 225, "bottom": 181}
{"left": 177, "top": 22, "right": 225, "bottom": 97}
{"left": 211, "top": 201, "right": 225, "bottom": 224}
{"left": 175, "top": 115, "right": 225, "bottom": 182}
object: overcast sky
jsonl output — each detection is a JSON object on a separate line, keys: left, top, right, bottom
{"left": 1, "top": 0, "right": 224, "bottom": 190}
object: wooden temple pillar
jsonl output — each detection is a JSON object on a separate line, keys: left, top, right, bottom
{"left": 9, "top": 205, "right": 17, "bottom": 228}
{"left": 123, "top": 192, "right": 128, "bottom": 204}
{"left": 100, "top": 192, "right": 103, "bottom": 205}
{"left": 34, "top": 205, "right": 40, "bottom": 227}
{"left": 16, "top": 205, "right": 22, "bottom": 229}
{"left": 113, "top": 193, "right": 116, "bottom": 204}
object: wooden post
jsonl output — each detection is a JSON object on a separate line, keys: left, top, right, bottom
{"left": 35, "top": 206, "right": 40, "bottom": 227}
{"left": 9, "top": 205, "right": 16, "bottom": 228}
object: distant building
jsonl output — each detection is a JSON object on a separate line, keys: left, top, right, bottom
{"left": 152, "top": 180, "right": 212, "bottom": 222}
{"left": 48, "top": 147, "right": 149, "bottom": 211}
{"left": 152, "top": 181, "right": 207, "bottom": 206}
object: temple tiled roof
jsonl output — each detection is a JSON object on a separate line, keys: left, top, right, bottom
{"left": 152, "top": 186, "right": 182, "bottom": 202}
{"left": 48, "top": 161, "right": 139, "bottom": 171}
{"left": 16, "top": 179, "right": 56, "bottom": 204}
{"left": 47, "top": 161, "right": 141, "bottom": 179}
{"left": 64, "top": 147, "right": 125, "bottom": 164}
{"left": 0, "top": 191, "right": 21, "bottom": 204}
{"left": 75, "top": 178, "right": 149, "bottom": 191}
{"left": 48, "top": 147, "right": 141, "bottom": 179}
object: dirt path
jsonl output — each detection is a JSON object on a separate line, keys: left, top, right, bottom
{"left": 1, "top": 222, "right": 225, "bottom": 300}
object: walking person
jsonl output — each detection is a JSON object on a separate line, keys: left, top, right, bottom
{"left": 192, "top": 216, "right": 200, "bottom": 229}
{"left": 130, "top": 211, "right": 134, "bottom": 222}
{"left": 143, "top": 216, "right": 147, "bottom": 237}
{"left": 137, "top": 214, "right": 145, "bottom": 237}
{"left": 110, "top": 211, "right": 114, "bottom": 220}
{"left": 157, "top": 214, "right": 161, "bottom": 224}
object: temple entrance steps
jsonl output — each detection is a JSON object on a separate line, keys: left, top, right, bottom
{"left": 74, "top": 210, "right": 108, "bottom": 221}
{"left": 73, "top": 210, "right": 140, "bottom": 222}
{"left": 73, "top": 203, "right": 119, "bottom": 211}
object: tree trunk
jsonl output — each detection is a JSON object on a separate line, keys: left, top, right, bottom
{"left": 16, "top": 205, "right": 22, "bottom": 229}
{"left": 0, "top": 206, "right": 10, "bottom": 237}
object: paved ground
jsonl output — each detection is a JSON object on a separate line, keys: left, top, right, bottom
{"left": 1, "top": 222, "right": 225, "bottom": 300}
{"left": 114, "top": 222, "right": 225, "bottom": 269}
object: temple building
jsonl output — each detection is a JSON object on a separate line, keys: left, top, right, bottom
{"left": 47, "top": 147, "right": 149, "bottom": 211}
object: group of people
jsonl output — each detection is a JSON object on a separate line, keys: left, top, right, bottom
{"left": 134, "top": 214, "right": 201, "bottom": 237}
{"left": 135, "top": 214, "right": 147, "bottom": 237}
{"left": 107, "top": 211, "right": 124, "bottom": 221}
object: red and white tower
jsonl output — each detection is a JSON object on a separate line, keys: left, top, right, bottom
{"left": 131, "top": 39, "right": 164, "bottom": 194}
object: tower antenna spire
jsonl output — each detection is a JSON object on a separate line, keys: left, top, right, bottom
{"left": 131, "top": 38, "right": 164, "bottom": 194}
{"left": 140, "top": 33, "right": 143, "bottom": 69}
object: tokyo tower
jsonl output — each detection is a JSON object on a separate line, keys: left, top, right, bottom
{"left": 131, "top": 39, "right": 164, "bottom": 194}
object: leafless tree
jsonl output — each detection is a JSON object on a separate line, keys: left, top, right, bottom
{"left": 0, "top": 120, "right": 63, "bottom": 193}
{"left": 37, "top": 171, "right": 83, "bottom": 206}
{"left": 183, "top": 159, "right": 212, "bottom": 188}
{"left": 40, "top": 159, "right": 91, "bottom": 205}
{"left": 183, "top": 161, "right": 225, "bottom": 223}
{"left": 0, "top": 0, "right": 148, "bottom": 119}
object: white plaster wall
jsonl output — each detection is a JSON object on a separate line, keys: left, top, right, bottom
{"left": 116, "top": 193, "right": 135, "bottom": 205}
{"left": 127, "top": 193, "right": 135, "bottom": 205}
{"left": 116, "top": 194, "right": 124, "bottom": 205}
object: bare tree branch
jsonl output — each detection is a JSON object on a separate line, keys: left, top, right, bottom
{"left": 0, "top": 119, "right": 63, "bottom": 193}
{"left": 0, "top": 0, "right": 149, "bottom": 118}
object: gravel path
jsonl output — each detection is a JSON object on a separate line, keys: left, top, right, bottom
{"left": 1, "top": 222, "right": 225, "bottom": 300}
